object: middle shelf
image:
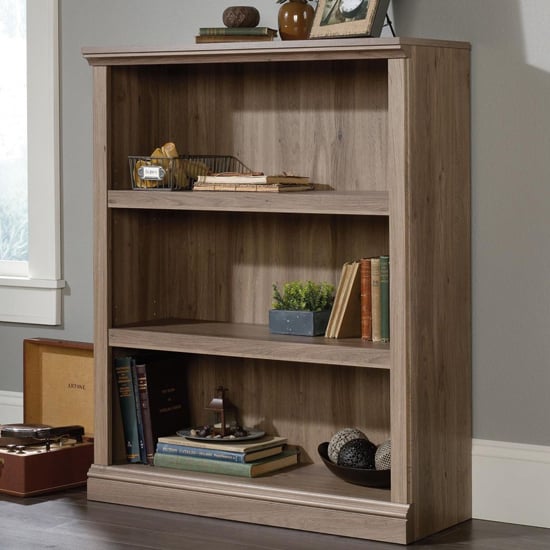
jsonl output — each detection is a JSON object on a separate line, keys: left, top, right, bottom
{"left": 109, "top": 321, "right": 390, "bottom": 369}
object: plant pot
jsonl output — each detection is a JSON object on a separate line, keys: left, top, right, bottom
{"left": 277, "top": 0, "right": 315, "bottom": 41}
{"left": 269, "top": 309, "right": 331, "bottom": 336}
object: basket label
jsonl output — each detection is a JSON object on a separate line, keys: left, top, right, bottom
{"left": 138, "top": 165, "right": 165, "bottom": 181}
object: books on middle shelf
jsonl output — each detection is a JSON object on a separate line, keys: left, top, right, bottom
{"left": 325, "top": 256, "right": 390, "bottom": 341}
{"left": 154, "top": 434, "right": 297, "bottom": 477}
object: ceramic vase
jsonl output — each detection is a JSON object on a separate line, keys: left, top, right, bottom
{"left": 277, "top": 0, "right": 315, "bottom": 41}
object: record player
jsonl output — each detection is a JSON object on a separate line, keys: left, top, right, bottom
{"left": 0, "top": 339, "right": 94, "bottom": 497}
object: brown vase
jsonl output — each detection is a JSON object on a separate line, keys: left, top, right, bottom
{"left": 278, "top": 0, "right": 315, "bottom": 41}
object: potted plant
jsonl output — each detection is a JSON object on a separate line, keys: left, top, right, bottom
{"left": 269, "top": 280, "right": 335, "bottom": 336}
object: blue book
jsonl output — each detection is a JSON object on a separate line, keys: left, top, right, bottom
{"left": 155, "top": 441, "right": 284, "bottom": 463}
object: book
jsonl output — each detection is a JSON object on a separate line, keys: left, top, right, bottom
{"left": 155, "top": 441, "right": 284, "bottom": 463}
{"left": 360, "top": 258, "right": 372, "bottom": 341}
{"left": 195, "top": 174, "right": 310, "bottom": 185}
{"left": 380, "top": 255, "right": 390, "bottom": 342}
{"left": 153, "top": 447, "right": 299, "bottom": 477}
{"left": 333, "top": 260, "right": 361, "bottom": 338}
{"left": 113, "top": 356, "right": 142, "bottom": 463}
{"left": 325, "top": 262, "right": 352, "bottom": 338}
{"left": 133, "top": 356, "right": 190, "bottom": 465}
{"left": 130, "top": 359, "right": 147, "bottom": 463}
{"left": 198, "top": 27, "right": 277, "bottom": 37}
{"left": 195, "top": 35, "right": 276, "bottom": 44}
{"left": 157, "top": 434, "right": 287, "bottom": 453}
{"left": 193, "top": 182, "right": 314, "bottom": 193}
{"left": 371, "top": 258, "right": 382, "bottom": 342}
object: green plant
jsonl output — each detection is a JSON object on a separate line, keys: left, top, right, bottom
{"left": 272, "top": 280, "right": 335, "bottom": 312}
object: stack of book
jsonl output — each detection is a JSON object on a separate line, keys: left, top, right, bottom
{"left": 195, "top": 27, "right": 278, "bottom": 44}
{"left": 113, "top": 355, "right": 189, "bottom": 465}
{"left": 193, "top": 173, "right": 313, "bottom": 193}
{"left": 154, "top": 434, "right": 299, "bottom": 478}
{"left": 325, "top": 255, "right": 390, "bottom": 341}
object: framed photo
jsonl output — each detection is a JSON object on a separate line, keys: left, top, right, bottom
{"left": 310, "top": 0, "right": 390, "bottom": 39}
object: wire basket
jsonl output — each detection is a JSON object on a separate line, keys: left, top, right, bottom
{"left": 129, "top": 155, "right": 253, "bottom": 191}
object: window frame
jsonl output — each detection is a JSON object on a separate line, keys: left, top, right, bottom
{"left": 0, "top": 0, "right": 64, "bottom": 325}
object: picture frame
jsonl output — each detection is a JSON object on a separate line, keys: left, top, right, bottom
{"left": 309, "top": 0, "right": 391, "bottom": 39}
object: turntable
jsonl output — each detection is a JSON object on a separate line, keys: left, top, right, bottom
{"left": 0, "top": 339, "right": 95, "bottom": 497}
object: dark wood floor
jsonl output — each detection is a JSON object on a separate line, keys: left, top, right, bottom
{"left": 0, "top": 487, "right": 549, "bottom": 549}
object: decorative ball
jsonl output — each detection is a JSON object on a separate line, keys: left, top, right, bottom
{"left": 222, "top": 6, "right": 260, "bottom": 28}
{"left": 375, "top": 439, "right": 391, "bottom": 471}
{"left": 328, "top": 428, "right": 367, "bottom": 463}
{"left": 337, "top": 438, "right": 376, "bottom": 469}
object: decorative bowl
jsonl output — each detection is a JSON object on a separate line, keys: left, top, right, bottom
{"left": 318, "top": 442, "right": 391, "bottom": 489}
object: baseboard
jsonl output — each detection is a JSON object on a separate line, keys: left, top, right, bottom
{"left": 473, "top": 438, "right": 550, "bottom": 528}
{"left": 0, "top": 390, "right": 24, "bottom": 424}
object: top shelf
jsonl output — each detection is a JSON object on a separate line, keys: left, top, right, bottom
{"left": 82, "top": 37, "right": 471, "bottom": 67}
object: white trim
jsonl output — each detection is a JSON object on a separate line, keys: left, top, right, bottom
{"left": 0, "top": 391, "right": 24, "bottom": 424}
{"left": 473, "top": 438, "right": 550, "bottom": 528}
{"left": 0, "top": 0, "right": 64, "bottom": 325}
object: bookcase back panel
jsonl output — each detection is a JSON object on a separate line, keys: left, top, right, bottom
{"left": 109, "top": 60, "right": 389, "bottom": 193}
{"left": 110, "top": 210, "right": 389, "bottom": 327}
{"left": 183, "top": 356, "right": 391, "bottom": 464}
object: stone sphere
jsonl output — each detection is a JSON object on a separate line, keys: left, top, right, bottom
{"left": 327, "top": 428, "right": 367, "bottom": 463}
{"left": 375, "top": 439, "right": 391, "bottom": 470}
{"left": 337, "top": 438, "right": 376, "bottom": 469}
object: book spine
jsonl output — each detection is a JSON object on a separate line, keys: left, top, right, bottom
{"left": 113, "top": 357, "right": 141, "bottom": 463}
{"left": 154, "top": 452, "right": 253, "bottom": 476}
{"left": 360, "top": 258, "right": 372, "bottom": 341}
{"left": 135, "top": 363, "right": 155, "bottom": 465}
{"left": 380, "top": 255, "right": 390, "bottom": 342}
{"left": 371, "top": 258, "right": 382, "bottom": 342}
{"left": 156, "top": 442, "right": 247, "bottom": 463}
{"left": 199, "top": 26, "right": 275, "bottom": 36}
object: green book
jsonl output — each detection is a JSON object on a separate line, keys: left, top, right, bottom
{"left": 114, "top": 356, "right": 142, "bottom": 463}
{"left": 154, "top": 448, "right": 299, "bottom": 477}
{"left": 199, "top": 27, "right": 277, "bottom": 37}
{"left": 380, "top": 255, "right": 390, "bottom": 343}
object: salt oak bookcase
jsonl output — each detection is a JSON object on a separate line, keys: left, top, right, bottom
{"left": 83, "top": 38, "right": 471, "bottom": 544}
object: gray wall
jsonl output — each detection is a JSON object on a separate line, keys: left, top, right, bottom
{"left": 1, "top": 0, "right": 548, "bottom": 447}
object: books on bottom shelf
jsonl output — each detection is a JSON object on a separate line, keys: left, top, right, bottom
{"left": 154, "top": 435, "right": 297, "bottom": 477}
{"left": 193, "top": 174, "right": 313, "bottom": 193}
{"left": 113, "top": 355, "right": 189, "bottom": 465}
{"left": 325, "top": 256, "right": 390, "bottom": 341}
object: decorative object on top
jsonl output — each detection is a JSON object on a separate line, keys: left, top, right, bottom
{"left": 269, "top": 280, "right": 335, "bottom": 336}
{"left": 319, "top": 428, "right": 391, "bottom": 488}
{"left": 277, "top": 0, "right": 316, "bottom": 40}
{"left": 222, "top": 6, "right": 261, "bottom": 28}
{"left": 309, "top": 0, "right": 390, "bottom": 39}
{"left": 205, "top": 385, "right": 241, "bottom": 438}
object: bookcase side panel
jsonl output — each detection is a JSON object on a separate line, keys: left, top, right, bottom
{"left": 405, "top": 46, "right": 472, "bottom": 540}
{"left": 92, "top": 65, "right": 112, "bottom": 466}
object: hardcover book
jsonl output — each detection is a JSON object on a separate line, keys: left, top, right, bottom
{"left": 371, "top": 258, "right": 382, "bottom": 342}
{"left": 195, "top": 174, "right": 310, "bottom": 185}
{"left": 155, "top": 441, "right": 284, "bottom": 463}
{"left": 195, "top": 35, "right": 275, "bottom": 43}
{"left": 334, "top": 260, "right": 362, "bottom": 338}
{"left": 153, "top": 448, "right": 299, "bottom": 477}
{"left": 157, "top": 434, "right": 287, "bottom": 454}
{"left": 360, "top": 258, "right": 372, "bottom": 341}
{"left": 380, "top": 255, "right": 390, "bottom": 342}
{"left": 198, "top": 26, "right": 277, "bottom": 37}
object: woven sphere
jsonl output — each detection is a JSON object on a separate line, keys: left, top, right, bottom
{"left": 327, "top": 428, "right": 367, "bottom": 463}
{"left": 337, "top": 438, "right": 376, "bottom": 469}
{"left": 222, "top": 6, "right": 260, "bottom": 28}
{"left": 375, "top": 439, "right": 392, "bottom": 470}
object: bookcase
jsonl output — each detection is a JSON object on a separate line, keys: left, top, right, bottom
{"left": 83, "top": 38, "right": 471, "bottom": 545}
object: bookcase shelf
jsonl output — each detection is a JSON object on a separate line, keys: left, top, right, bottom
{"left": 109, "top": 321, "right": 390, "bottom": 369}
{"left": 84, "top": 38, "right": 471, "bottom": 544}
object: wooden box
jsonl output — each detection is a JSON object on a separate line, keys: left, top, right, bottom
{"left": 0, "top": 339, "right": 94, "bottom": 497}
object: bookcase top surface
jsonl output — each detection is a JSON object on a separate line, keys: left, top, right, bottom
{"left": 82, "top": 37, "right": 471, "bottom": 66}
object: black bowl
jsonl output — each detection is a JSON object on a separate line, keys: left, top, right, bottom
{"left": 318, "top": 442, "right": 391, "bottom": 489}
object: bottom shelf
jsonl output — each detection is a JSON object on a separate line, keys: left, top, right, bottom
{"left": 87, "top": 462, "right": 411, "bottom": 544}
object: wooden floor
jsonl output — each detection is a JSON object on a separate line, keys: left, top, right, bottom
{"left": 0, "top": 487, "right": 549, "bottom": 549}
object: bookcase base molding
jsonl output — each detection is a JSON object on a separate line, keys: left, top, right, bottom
{"left": 87, "top": 464, "right": 411, "bottom": 544}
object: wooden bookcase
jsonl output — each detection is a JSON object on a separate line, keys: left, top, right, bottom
{"left": 83, "top": 38, "right": 471, "bottom": 545}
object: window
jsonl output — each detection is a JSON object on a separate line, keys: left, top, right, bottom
{"left": 0, "top": 0, "right": 63, "bottom": 324}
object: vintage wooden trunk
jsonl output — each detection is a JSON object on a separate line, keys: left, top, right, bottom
{"left": 0, "top": 339, "right": 94, "bottom": 497}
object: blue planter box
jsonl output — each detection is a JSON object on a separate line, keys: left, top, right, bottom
{"left": 268, "top": 309, "right": 331, "bottom": 337}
